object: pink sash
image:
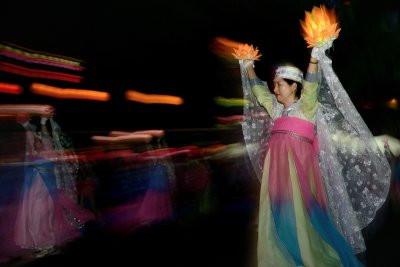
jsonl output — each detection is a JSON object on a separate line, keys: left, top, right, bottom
{"left": 272, "top": 117, "right": 319, "bottom": 154}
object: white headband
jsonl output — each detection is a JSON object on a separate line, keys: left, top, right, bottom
{"left": 275, "top": 66, "right": 303, "bottom": 83}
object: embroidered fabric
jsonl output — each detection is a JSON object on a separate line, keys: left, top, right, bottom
{"left": 239, "top": 52, "right": 391, "bottom": 253}
{"left": 240, "top": 65, "right": 272, "bottom": 181}
{"left": 49, "top": 118, "right": 79, "bottom": 202}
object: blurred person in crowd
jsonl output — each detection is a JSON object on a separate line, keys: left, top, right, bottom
{"left": 14, "top": 111, "right": 95, "bottom": 258}
{"left": 0, "top": 114, "right": 27, "bottom": 262}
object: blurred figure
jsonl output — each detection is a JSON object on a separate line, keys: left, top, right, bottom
{"left": 0, "top": 115, "right": 27, "bottom": 263}
{"left": 14, "top": 112, "right": 95, "bottom": 258}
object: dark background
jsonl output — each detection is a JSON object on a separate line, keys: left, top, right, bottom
{"left": 1, "top": 0, "right": 400, "bottom": 138}
{"left": 1, "top": 2, "right": 400, "bottom": 267}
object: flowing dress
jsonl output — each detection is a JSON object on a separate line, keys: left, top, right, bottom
{"left": 14, "top": 126, "right": 94, "bottom": 251}
{"left": 239, "top": 52, "right": 391, "bottom": 266}
{"left": 251, "top": 79, "right": 364, "bottom": 266}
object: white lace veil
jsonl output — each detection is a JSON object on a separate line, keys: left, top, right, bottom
{"left": 49, "top": 118, "right": 79, "bottom": 202}
{"left": 240, "top": 63, "right": 272, "bottom": 180}
{"left": 240, "top": 53, "right": 391, "bottom": 253}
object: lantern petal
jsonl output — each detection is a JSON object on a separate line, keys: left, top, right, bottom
{"left": 232, "top": 43, "right": 262, "bottom": 61}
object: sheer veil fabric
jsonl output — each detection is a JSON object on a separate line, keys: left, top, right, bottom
{"left": 49, "top": 118, "right": 80, "bottom": 203}
{"left": 240, "top": 52, "right": 391, "bottom": 253}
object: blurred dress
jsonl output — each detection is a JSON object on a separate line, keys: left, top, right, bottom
{"left": 252, "top": 81, "right": 363, "bottom": 266}
{"left": 14, "top": 121, "right": 94, "bottom": 252}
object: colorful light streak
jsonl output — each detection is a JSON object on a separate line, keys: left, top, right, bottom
{"left": 0, "top": 43, "right": 83, "bottom": 70}
{"left": 109, "top": 130, "right": 165, "bottom": 138}
{"left": 91, "top": 134, "right": 153, "bottom": 144}
{"left": 0, "top": 83, "right": 23, "bottom": 95}
{"left": 211, "top": 37, "right": 244, "bottom": 59}
{"left": 125, "top": 90, "right": 183, "bottom": 105}
{"left": 0, "top": 48, "right": 84, "bottom": 71}
{"left": 214, "top": 96, "right": 248, "bottom": 107}
{"left": 30, "top": 83, "right": 110, "bottom": 101}
{"left": 0, "top": 104, "right": 54, "bottom": 116}
{"left": 0, "top": 62, "right": 83, "bottom": 83}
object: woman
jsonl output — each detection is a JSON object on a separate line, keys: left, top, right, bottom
{"left": 239, "top": 43, "right": 391, "bottom": 266}
{"left": 14, "top": 114, "right": 95, "bottom": 258}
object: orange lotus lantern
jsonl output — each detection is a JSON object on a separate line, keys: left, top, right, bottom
{"left": 232, "top": 43, "right": 262, "bottom": 61}
{"left": 300, "top": 5, "right": 341, "bottom": 48}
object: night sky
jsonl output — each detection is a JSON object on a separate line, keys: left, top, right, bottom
{"left": 1, "top": 0, "right": 400, "bottom": 137}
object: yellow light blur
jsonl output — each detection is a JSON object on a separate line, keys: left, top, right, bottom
{"left": 386, "top": 98, "right": 398, "bottom": 109}
{"left": 214, "top": 96, "right": 248, "bottom": 107}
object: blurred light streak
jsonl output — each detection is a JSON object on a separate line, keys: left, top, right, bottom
{"left": 214, "top": 115, "right": 244, "bottom": 126}
{"left": 210, "top": 37, "right": 244, "bottom": 59}
{"left": 0, "top": 48, "right": 84, "bottom": 71}
{"left": 30, "top": 83, "right": 110, "bottom": 101}
{"left": 214, "top": 96, "right": 248, "bottom": 107}
{"left": 91, "top": 134, "right": 153, "bottom": 144}
{"left": 0, "top": 83, "right": 23, "bottom": 95}
{"left": 201, "top": 144, "right": 227, "bottom": 154}
{"left": 0, "top": 62, "right": 83, "bottom": 83}
{"left": 208, "top": 143, "right": 248, "bottom": 159}
{"left": 109, "top": 130, "right": 165, "bottom": 138}
{"left": 0, "top": 43, "right": 84, "bottom": 70}
{"left": 125, "top": 90, "right": 183, "bottom": 105}
{"left": 0, "top": 104, "right": 54, "bottom": 116}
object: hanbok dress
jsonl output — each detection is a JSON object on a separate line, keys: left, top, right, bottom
{"left": 14, "top": 121, "right": 94, "bottom": 252}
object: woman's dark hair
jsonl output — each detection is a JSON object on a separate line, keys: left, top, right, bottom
{"left": 283, "top": 78, "right": 303, "bottom": 98}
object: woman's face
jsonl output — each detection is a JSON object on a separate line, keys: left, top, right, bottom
{"left": 272, "top": 77, "right": 297, "bottom": 107}
{"left": 33, "top": 136, "right": 44, "bottom": 152}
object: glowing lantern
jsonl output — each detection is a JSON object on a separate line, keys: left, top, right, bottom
{"left": 300, "top": 5, "right": 341, "bottom": 48}
{"left": 232, "top": 43, "right": 262, "bottom": 61}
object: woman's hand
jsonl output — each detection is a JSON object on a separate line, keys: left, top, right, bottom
{"left": 40, "top": 117, "right": 49, "bottom": 125}
{"left": 311, "top": 40, "right": 333, "bottom": 62}
{"left": 239, "top": 59, "right": 255, "bottom": 69}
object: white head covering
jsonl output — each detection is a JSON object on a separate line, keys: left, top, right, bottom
{"left": 275, "top": 66, "right": 303, "bottom": 83}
